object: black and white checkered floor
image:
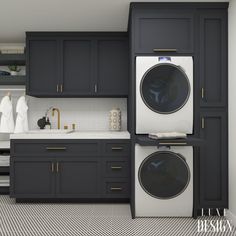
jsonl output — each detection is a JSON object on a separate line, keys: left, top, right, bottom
{"left": 0, "top": 196, "right": 235, "bottom": 236}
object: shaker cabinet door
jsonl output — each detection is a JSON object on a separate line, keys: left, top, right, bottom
{"left": 132, "top": 10, "right": 194, "bottom": 53}
{"left": 199, "top": 10, "right": 227, "bottom": 108}
{"left": 62, "top": 39, "right": 94, "bottom": 95}
{"left": 27, "top": 39, "right": 60, "bottom": 96}
{"left": 96, "top": 39, "right": 129, "bottom": 96}
{"left": 10, "top": 158, "right": 55, "bottom": 198}
{"left": 199, "top": 111, "right": 228, "bottom": 208}
{"left": 56, "top": 158, "right": 101, "bottom": 197}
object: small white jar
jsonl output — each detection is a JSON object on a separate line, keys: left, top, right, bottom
{"left": 109, "top": 108, "right": 121, "bottom": 131}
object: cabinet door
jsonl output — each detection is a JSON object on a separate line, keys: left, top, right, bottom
{"left": 133, "top": 10, "right": 194, "bottom": 53}
{"left": 199, "top": 10, "right": 227, "bottom": 108}
{"left": 56, "top": 158, "right": 101, "bottom": 197}
{"left": 199, "top": 111, "right": 228, "bottom": 208}
{"left": 62, "top": 39, "right": 94, "bottom": 95}
{"left": 27, "top": 39, "right": 60, "bottom": 96}
{"left": 96, "top": 39, "right": 129, "bottom": 96}
{"left": 10, "top": 158, "right": 55, "bottom": 198}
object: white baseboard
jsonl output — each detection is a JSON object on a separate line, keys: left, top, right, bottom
{"left": 226, "top": 210, "right": 236, "bottom": 227}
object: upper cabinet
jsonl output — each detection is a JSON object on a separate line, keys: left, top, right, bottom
{"left": 62, "top": 39, "right": 94, "bottom": 96}
{"left": 96, "top": 39, "right": 129, "bottom": 96}
{"left": 27, "top": 39, "right": 60, "bottom": 96}
{"left": 198, "top": 10, "right": 227, "bottom": 108}
{"left": 26, "top": 33, "right": 129, "bottom": 97}
{"left": 130, "top": 5, "right": 194, "bottom": 54}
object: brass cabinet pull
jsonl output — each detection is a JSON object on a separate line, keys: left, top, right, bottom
{"left": 56, "top": 84, "right": 59, "bottom": 93}
{"left": 110, "top": 187, "right": 122, "bottom": 191}
{"left": 159, "top": 142, "right": 187, "bottom": 145}
{"left": 111, "top": 147, "right": 123, "bottom": 151}
{"left": 111, "top": 166, "right": 122, "bottom": 170}
{"left": 56, "top": 162, "right": 59, "bottom": 173}
{"left": 46, "top": 147, "right": 67, "bottom": 151}
{"left": 201, "top": 88, "right": 204, "bottom": 99}
{"left": 201, "top": 117, "right": 205, "bottom": 129}
{"left": 51, "top": 163, "right": 54, "bottom": 172}
{"left": 60, "top": 84, "right": 63, "bottom": 93}
{"left": 153, "top": 48, "right": 177, "bottom": 52}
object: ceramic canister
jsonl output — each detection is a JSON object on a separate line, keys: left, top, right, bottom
{"left": 109, "top": 108, "right": 121, "bottom": 131}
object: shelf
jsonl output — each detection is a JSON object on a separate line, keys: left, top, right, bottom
{"left": 0, "top": 53, "right": 25, "bottom": 65}
{"left": 135, "top": 135, "right": 204, "bottom": 147}
{"left": 0, "top": 166, "right": 9, "bottom": 174}
{"left": 0, "top": 76, "right": 26, "bottom": 85}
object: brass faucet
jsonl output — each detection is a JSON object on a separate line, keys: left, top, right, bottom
{"left": 52, "top": 108, "right": 61, "bottom": 129}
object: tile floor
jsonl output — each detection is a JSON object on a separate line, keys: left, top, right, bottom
{"left": 0, "top": 196, "right": 235, "bottom": 236}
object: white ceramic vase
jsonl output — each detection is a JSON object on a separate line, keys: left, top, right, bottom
{"left": 109, "top": 108, "right": 121, "bottom": 131}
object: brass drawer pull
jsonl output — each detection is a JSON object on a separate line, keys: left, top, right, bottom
{"left": 110, "top": 187, "right": 122, "bottom": 191}
{"left": 159, "top": 142, "right": 187, "bottom": 145}
{"left": 111, "top": 166, "right": 122, "bottom": 170}
{"left": 153, "top": 48, "right": 177, "bottom": 52}
{"left": 51, "top": 163, "right": 54, "bottom": 172}
{"left": 201, "top": 88, "right": 204, "bottom": 99}
{"left": 111, "top": 147, "right": 123, "bottom": 151}
{"left": 56, "top": 162, "right": 59, "bottom": 173}
{"left": 201, "top": 117, "right": 205, "bottom": 129}
{"left": 46, "top": 147, "right": 67, "bottom": 151}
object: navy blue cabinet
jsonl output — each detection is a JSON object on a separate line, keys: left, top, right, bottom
{"left": 130, "top": 4, "right": 194, "bottom": 54}
{"left": 10, "top": 140, "right": 130, "bottom": 200}
{"left": 26, "top": 39, "right": 60, "bottom": 96}
{"left": 199, "top": 111, "right": 228, "bottom": 208}
{"left": 199, "top": 10, "right": 227, "bottom": 108}
{"left": 26, "top": 33, "right": 129, "bottom": 97}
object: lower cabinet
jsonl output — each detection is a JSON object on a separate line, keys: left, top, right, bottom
{"left": 11, "top": 158, "right": 55, "bottom": 198}
{"left": 56, "top": 158, "right": 100, "bottom": 197}
{"left": 10, "top": 139, "right": 130, "bottom": 200}
{"left": 199, "top": 111, "right": 228, "bottom": 209}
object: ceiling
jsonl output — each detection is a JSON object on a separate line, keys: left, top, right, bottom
{"left": 0, "top": 0, "right": 229, "bottom": 43}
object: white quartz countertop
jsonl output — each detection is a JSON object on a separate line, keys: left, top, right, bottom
{"left": 10, "top": 131, "right": 130, "bottom": 139}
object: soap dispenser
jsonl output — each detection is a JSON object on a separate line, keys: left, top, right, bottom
{"left": 45, "top": 118, "right": 51, "bottom": 130}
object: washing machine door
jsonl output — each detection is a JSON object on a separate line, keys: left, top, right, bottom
{"left": 140, "top": 63, "right": 190, "bottom": 114}
{"left": 139, "top": 151, "right": 190, "bottom": 199}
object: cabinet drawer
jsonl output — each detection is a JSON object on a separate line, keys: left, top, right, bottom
{"left": 103, "top": 160, "right": 129, "bottom": 178}
{"left": 104, "top": 179, "right": 130, "bottom": 197}
{"left": 103, "top": 141, "right": 130, "bottom": 156}
{"left": 11, "top": 140, "right": 100, "bottom": 157}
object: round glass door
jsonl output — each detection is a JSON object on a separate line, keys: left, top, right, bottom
{"left": 140, "top": 64, "right": 190, "bottom": 114}
{"left": 139, "top": 151, "right": 190, "bottom": 199}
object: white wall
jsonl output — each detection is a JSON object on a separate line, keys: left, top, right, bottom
{"left": 0, "top": 89, "right": 127, "bottom": 136}
{"left": 228, "top": 0, "right": 236, "bottom": 226}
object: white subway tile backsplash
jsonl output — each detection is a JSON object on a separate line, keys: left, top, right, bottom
{"left": 0, "top": 88, "right": 127, "bottom": 132}
{"left": 27, "top": 97, "right": 127, "bottom": 131}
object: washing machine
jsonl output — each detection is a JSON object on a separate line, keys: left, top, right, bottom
{"left": 135, "top": 144, "right": 193, "bottom": 217}
{"left": 136, "top": 56, "right": 193, "bottom": 134}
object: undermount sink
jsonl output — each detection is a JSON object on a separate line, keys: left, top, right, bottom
{"left": 27, "top": 129, "right": 74, "bottom": 134}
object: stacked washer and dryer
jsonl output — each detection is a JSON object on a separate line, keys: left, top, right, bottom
{"left": 135, "top": 56, "right": 194, "bottom": 217}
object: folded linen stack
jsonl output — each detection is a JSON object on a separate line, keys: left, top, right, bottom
{"left": 148, "top": 132, "right": 187, "bottom": 140}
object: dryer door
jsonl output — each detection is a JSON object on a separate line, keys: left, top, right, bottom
{"left": 139, "top": 151, "right": 190, "bottom": 199}
{"left": 140, "top": 64, "right": 190, "bottom": 114}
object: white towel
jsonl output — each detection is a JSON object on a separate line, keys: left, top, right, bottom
{"left": 148, "top": 132, "right": 187, "bottom": 140}
{"left": 14, "top": 96, "right": 29, "bottom": 133}
{"left": 0, "top": 96, "right": 15, "bottom": 133}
